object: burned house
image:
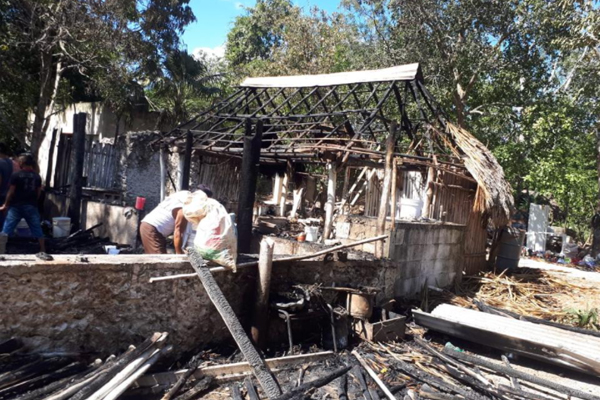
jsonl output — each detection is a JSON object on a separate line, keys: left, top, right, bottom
{"left": 156, "top": 63, "right": 513, "bottom": 275}
{"left": 0, "top": 65, "right": 519, "bottom": 397}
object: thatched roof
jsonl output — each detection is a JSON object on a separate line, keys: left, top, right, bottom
{"left": 438, "top": 122, "right": 514, "bottom": 226}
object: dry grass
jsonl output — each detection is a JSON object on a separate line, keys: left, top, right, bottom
{"left": 429, "top": 269, "right": 600, "bottom": 328}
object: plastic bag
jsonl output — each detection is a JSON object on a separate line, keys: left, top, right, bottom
{"left": 183, "top": 194, "right": 237, "bottom": 271}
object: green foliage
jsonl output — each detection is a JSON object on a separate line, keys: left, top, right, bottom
{"left": 146, "top": 49, "right": 221, "bottom": 125}
{"left": 565, "top": 307, "right": 599, "bottom": 329}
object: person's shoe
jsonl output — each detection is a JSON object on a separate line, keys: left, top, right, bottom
{"left": 36, "top": 252, "right": 54, "bottom": 261}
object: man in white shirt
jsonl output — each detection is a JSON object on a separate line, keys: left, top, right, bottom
{"left": 140, "top": 185, "right": 213, "bottom": 254}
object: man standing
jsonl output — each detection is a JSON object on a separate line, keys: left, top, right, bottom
{"left": 0, "top": 154, "right": 45, "bottom": 253}
{"left": 140, "top": 185, "right": 213, "bottom": 254}
{"left": 0, "top": 143, "right": 13, "bottom": 230}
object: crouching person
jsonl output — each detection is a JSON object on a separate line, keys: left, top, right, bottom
{"left": 0, "top": 154, "right": 45, "bottom": 253}
{"left": 140, "top": 185, "right": 213, "bottom": 254}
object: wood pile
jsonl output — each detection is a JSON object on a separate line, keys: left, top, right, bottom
{"left": 0, "top": 333, "right": 170, "bottom": 400}
{"left": 355, "top": 337, "right": 600, "bottom": 400}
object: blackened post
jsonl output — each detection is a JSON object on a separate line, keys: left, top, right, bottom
{"left": 45, "top": 128, "right": 58, "bottom": 188}
{"left": 237, "top": 119, "right": 263, "bottom": 253}
{"left": 68, "top": 113, "right": 86, "bottom": 232}
{"left": 181, "top": 130, "right": 193, "bottom": 190}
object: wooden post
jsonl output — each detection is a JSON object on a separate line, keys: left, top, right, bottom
{"left": 422, "top": 158, "right": 437, "bottom": 219}
{"left": 251, "top": 238, "right": 274, "bottom": 349}
{"left": 68, "top": 113, "right": 86, "bottom": 232}
{"left": 159, "top": 147, "right": 167, "bottom": 201}
{"left": 290, "top": 188, "right": 304, "bottom": 220}
{"left": 323, "top": 162, "right": 337, "bottom": 242}
{"left": 272, "top": 173, "right": 283, "bottom": 205}
{"left": 188, "top": 250, "right": 282, "bottom": 398}
{"left": 237, "top": 119, "right": 263, "bottom": 254}
{"left": 181, "top": 130, "right": 193, "bottom": 191}
{"left": 45, "top": 128, "right": 58, "bottom": 188}
{"left": 279, "top": 170, "right": 289, "bottom": 217}
{"left": 390, "top": 158, "right": 398, "bottom": 231}
{"left": 375, "top": 122, "right": 397, "bottom": 258}
{"left": 341, "top": 167, "right": 351, "bottom": 214}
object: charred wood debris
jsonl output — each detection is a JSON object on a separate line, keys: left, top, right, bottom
{"left": 2, "top": 270, "right": 600, "bottom": 399}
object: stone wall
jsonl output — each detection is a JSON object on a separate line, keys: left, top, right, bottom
{"left": 335, "top": 215, "right": 466, "bottom": 296}
{"left": 0, "top": 254, "right": 393, "bottom": 356}
{"left": 0, "top": 255, "right": 256, "bottom": 356}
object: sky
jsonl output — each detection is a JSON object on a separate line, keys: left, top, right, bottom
{"left": 182, "top": 0, "right": 342, "bottom": 59}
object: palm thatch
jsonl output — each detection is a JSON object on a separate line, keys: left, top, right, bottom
{"left": 436, "top": 122, "right": 514, "bottom": 226}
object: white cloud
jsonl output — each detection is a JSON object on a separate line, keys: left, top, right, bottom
{"left": 192, "top": 45, "right": 226, "bottom": 61}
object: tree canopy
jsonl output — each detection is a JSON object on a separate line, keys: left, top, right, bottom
{"left": 0, "top": 0, "right": 598, "bottom": 240}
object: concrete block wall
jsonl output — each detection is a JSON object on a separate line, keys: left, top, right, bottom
{"left": 389, "top": 223, "right": 465, "bottom": 297}
{"left": 335, "top": 215, "right": 466, "bottom": 297}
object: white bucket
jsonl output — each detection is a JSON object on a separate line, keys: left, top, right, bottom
{"left": 399, "top": 198, "right": 423, "bottom": 220}
{"left": 304, "top": 226, "right": 319, "bottom": 242}
{"left": 52, "top": 217, "right": 71, "bottom": 238}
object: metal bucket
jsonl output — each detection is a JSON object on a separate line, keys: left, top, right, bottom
{"left": 496, "top": 227, "right": 526, "bottom": 270}
{"left": 347, "top": 292, "right": 374, "bottom": 320}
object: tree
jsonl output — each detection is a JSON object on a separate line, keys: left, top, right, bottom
{"left": 146, "top": 49, "right": 221, "bottom": 125}
{"left": 1, "top": 0, "right": 195, "bottom": 160}
{"left": 225, "top": 0, "right": 294, "bottom": 70}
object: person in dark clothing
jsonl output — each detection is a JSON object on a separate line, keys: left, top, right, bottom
{"left": 0, "top": 143, "right": 13, "bottom": 230}
{"left": 0, "top": 154, "right": 45, "bottom": 252}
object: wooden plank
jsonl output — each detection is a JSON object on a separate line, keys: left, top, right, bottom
{"left": 148, "top": 234, "right": 388, "bottom": 283}
{"left": 134, "top": 352, "right": 335, "bottom": 388}
{"left": 414, "top": 304, "right": 600, "bottom": 375}
{"left": 352, "top": 351, "right": 395, "bottom": 400}
{"left": 188, "top": 250, "right": 282, "bottom": 398}
{"left": 45, "top": 128, "right": 58, "bottom": 188}
{"left": 443, "top": 347, "right": 600, "bottom": 400}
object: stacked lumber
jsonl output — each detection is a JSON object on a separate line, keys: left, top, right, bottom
{"left": 0, "top": 333, "right": 169, "bottom": 400}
